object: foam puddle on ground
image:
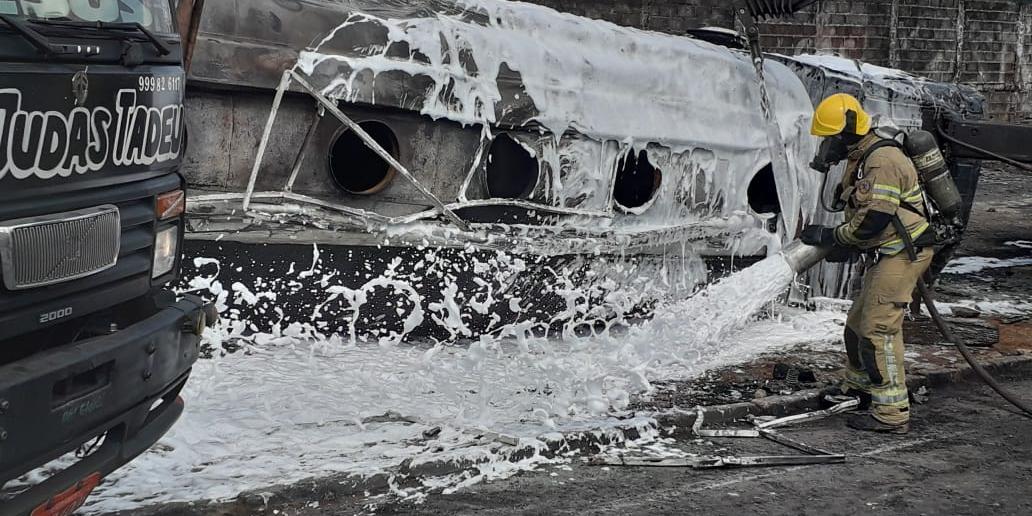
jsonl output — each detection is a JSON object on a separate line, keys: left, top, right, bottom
{"left": 942, "top": 256, "right": 1032, "bottom": 275}
{"left": 78, "top": 252, "right": 847, "bottom": 514}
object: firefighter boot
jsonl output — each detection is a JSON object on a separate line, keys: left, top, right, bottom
{"left": 847, "top": 413, "right": 910, "bottom": 434}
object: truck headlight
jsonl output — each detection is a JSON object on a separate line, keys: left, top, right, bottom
{"left": 153, "top": 225, "right": 179, "bottom": 278}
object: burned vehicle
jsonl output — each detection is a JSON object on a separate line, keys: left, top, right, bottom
{"left": 177, "top": 0, "right": 1002, "bottom": 343}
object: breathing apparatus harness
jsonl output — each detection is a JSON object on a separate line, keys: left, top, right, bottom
{"left": 815, "top": 124, "right": 965, "bottom": 255}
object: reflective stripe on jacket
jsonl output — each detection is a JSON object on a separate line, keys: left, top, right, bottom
{"left": 836, "top": 132, "right": 930, "bottom": 255}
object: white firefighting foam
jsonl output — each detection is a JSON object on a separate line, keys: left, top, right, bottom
{"left": 942, "top": 256, "right": 1032, "bottom": 275}
{"left": 295, "top": 0, "right": 821, "bottom": 243}
{"left": 78, "top": 250, "right": 846, "bottom": 513}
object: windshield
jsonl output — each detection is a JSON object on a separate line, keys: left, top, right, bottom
{"left": 0, "top": 0, "right": 174, "bottom": 34}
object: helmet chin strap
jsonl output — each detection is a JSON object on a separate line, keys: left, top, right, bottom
{"left": 842, "top": 110, "right": 860, "bottom": 137}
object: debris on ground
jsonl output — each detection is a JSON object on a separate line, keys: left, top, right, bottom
{"left": 592, "top": 399, "right": 857, "bottom": 469}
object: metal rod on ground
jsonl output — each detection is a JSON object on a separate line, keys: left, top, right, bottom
{"left": 755, "top": 399, "right": 859, "bottom": 429}
{"left": 695, "top": 455, "right": 845, "bottom": 468}
{"left": 592, "top": 454, "right": 845, "bottom": 468}
{"left": 289, "top": 70, "right": 472, "bottom": 232}
{"left": 696, "top": 428, "right": 761, "bottom": 438}
{"left": 758, "top": 429, "right": 837, "bottom": 456}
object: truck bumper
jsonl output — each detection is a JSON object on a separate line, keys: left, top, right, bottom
{"left": 0, "top": 295, "right": 209, "bottom": 516}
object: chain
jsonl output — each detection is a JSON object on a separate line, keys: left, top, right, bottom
{"left": 738, "top": 4, "right": 796, "bottom": 235}
{"left": 740, "top": 6, "right": 776, "bottom": 124}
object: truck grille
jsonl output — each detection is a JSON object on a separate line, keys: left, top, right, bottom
{"left": 0, "top": 206, "right": 121, "bottom": 290}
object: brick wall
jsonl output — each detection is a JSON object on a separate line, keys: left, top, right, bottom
{"left": 523, "top": 0, "right": 1032, "bottom": 121}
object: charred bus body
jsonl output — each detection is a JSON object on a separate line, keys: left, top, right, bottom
{"left": 0, "top": 2, "right": 212, "bottom": 514}
{"left": 178, "top": 0, "right": 1015, "bottom": 343}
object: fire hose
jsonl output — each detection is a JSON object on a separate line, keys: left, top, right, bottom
{"left": 915, "top": 280, "right": 1032, "bottom": 417}
{"left": 780, "top": 241, "right": 1032, "bottom": 418}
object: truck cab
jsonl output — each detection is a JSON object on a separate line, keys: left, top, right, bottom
{"left": 0, "top": 2, "right": 211, "bottom": 514}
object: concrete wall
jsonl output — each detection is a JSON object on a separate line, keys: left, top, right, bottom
{"left": 525, "top": 0, "right": 1032, "bottom": 121}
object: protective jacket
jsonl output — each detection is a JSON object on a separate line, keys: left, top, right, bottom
{"left": 835, "top": 132, "right": 930, "bottom": 255}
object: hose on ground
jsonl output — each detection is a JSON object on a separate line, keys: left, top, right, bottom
{"left": 916, "top": 279, "right": 1032, "bottom": 418}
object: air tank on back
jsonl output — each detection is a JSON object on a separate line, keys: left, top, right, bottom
{"left": 904, "top": 130, "right": 963, "bottom": 219}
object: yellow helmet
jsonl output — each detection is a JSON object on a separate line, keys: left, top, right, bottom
{"left": 811, "top": 93, "right": 871, "bottom": 137}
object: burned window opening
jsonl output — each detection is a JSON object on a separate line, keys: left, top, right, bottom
{"left": 486, "top": 134, "right": 539, "bottom": 199}
{"left": 748, "top": 164, "right": 782, "bottom": 232}
{"left": 613, "top": 150, "right": 661, "bottom": 211}
{"left": 747, "top": 164, "right": 781, "bottom": 217}
{"left": 328, "top": 121, "right": 399, "bottom": 195}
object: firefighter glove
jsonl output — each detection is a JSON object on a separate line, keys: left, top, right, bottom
{"left": 801, "top": 225, "right": 838, "bottom": 247}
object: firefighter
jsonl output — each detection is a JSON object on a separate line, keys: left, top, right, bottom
{"left": 802, "top": 93, "right": 933, "bottom": 434}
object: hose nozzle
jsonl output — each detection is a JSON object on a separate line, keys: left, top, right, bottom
{"left": 780, "top": 240, "right": 831, "bottom": 274}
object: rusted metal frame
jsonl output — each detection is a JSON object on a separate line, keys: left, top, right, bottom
{"left": 455, "top": 130, "right": 614, "bottom": 218}
{"left": 286, "top": 104, "right": 326, "bottom": 192}
{"left": 387, "top": 199, "right": 610, "bottom": 226}
{"left": 195, "top": 191, "right": 392, "bottom": 225}
{"left": 174, "top": 0, "right": 205, "bottom": 73}
{"left": 277, "top": 192, "right": 394, "bottom": 224}
{"left": 243, "top": 70, "right": 291, "bottom": 211}
{"left": 196, "top": 191, "right": 732, "bottom": 254}
{"left": 189, "top": 191, "right": 738, "bottom": 255}
{"left": 242, "top": 69, "right": 473, "bottom": 230}
{"left": 601, "top": 139, "right": 622, "bottom": 216}
{"left": 195, "top": 190, "right": 647, "bottom": 232}
{"left": 241, "top": 74, "right": 613, "bottom": 231}
{"left": 456, "top": 134, "right": 489, "bottom": 204}
{"left": 288, "top": 70, "right": 471, "bottom": 232}
{"left": 446, "top": 199, "right": 607, "bottom": 218}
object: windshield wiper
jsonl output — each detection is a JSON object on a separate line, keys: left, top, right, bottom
{"left": 0, "top": 14, "right": 57, "bottom": 56}
{"left": 28, "top": 19, "right": 171, "bottom": 56}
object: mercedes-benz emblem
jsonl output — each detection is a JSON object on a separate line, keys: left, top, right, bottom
{"left": 72, "top": 70, "right": 89, "bottom": 107}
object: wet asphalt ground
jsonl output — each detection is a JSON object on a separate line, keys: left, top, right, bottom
{"left": 229, "top": 168, "right": 1032, "bottom": 516}
{"left": 355, "top": 375, "right": 1032, "bottom": 516}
